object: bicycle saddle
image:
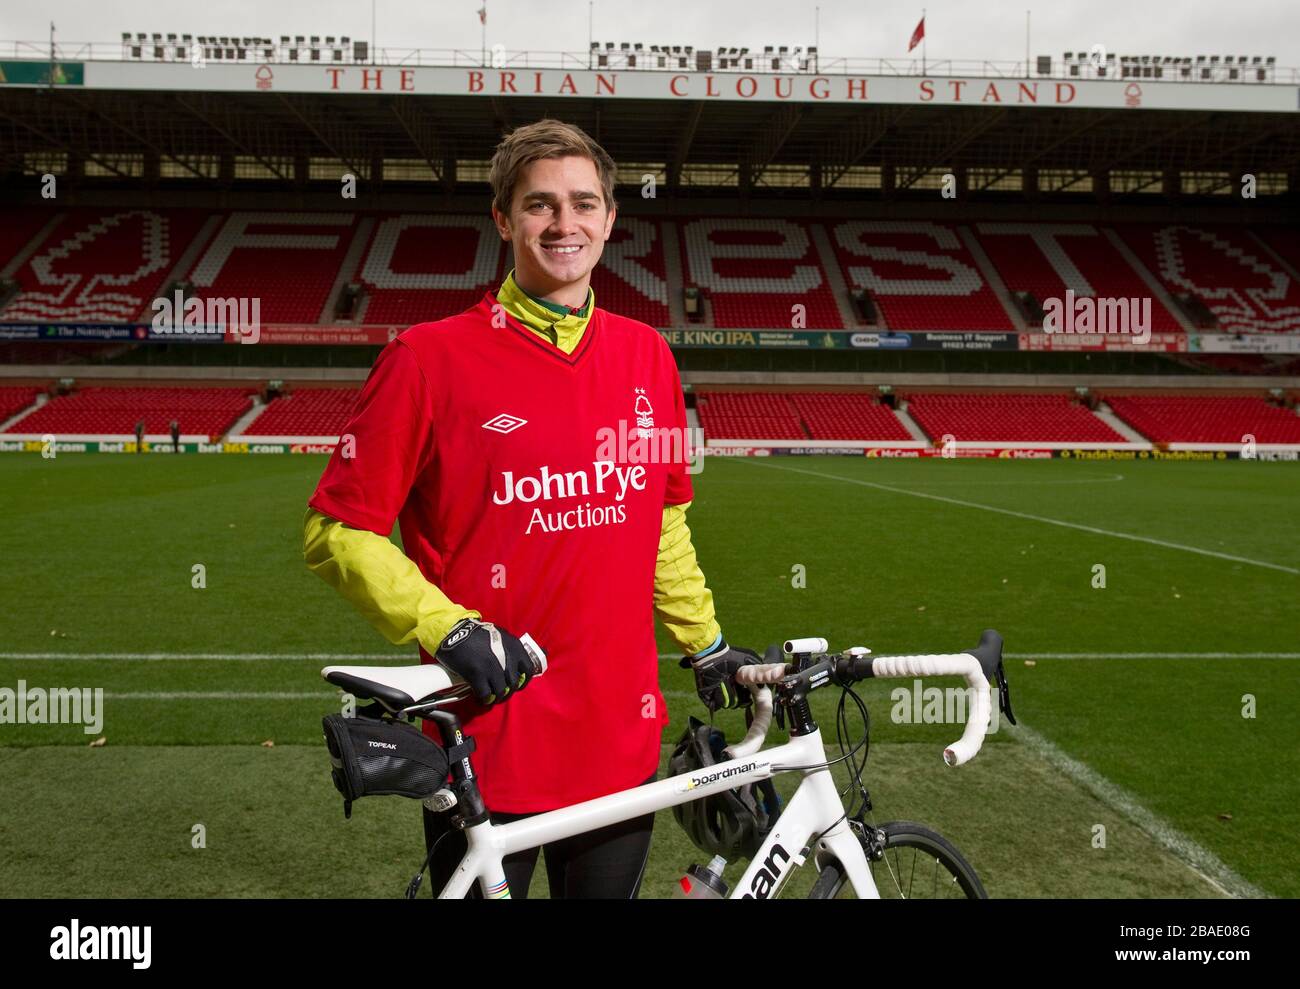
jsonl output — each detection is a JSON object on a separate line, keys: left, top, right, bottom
{"left": 321, "top": 664, "right": 456, "bottom": 713}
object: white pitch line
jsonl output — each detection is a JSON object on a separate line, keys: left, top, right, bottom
{"left": 1007, "top": 718, "right": 1267, "bottom": 899}
{"left": 741, "top": 459, "right": 1300, "bottom": 575}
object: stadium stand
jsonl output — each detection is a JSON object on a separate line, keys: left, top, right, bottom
{"left": 186, "top": 212, "right": 358, "bottom": 324}
{"left": 1117, "top": 224, "right": 1300, "bottom": 333}
{"left": 681, "top": 219, "right": 843, "bottom": 329}
{"left": 4, "top": 386, "right": 253, "bottom": 439}
{"left": 0, "top": 385, "right": 42, "bottom": 423}
{"left": 0, "top": 208, "right": 55, "bottom": 269}
{"left": 695, "top": 391, "right": 808, "bottom": 439}
{"left": 974, "top": 223, "right": 1183, "bottom": 331}
{"left": 351, "top": 214, "right": 503, "bottom": 326}
{"left": 587, "top": 218, "right": 672, "bottom": 327}
{"left": 239, "top": 388, "right": 359, "bottom": 436}
{"left": 905, "top": 393, "right": 1126, "bottom": 443}
{"left": 696, "top": 391, "right": 912, "bottom": 441}
{"left": 1, "top": 209, "right": 210, "bottom": 322}
{"left": 1254, "top": 226, "right": 1300, "bottom": 274}
{"left": 829, "top": 221, "right": 1013, "bottom": 331}
{"left": 1105, "top": 394, "right": 1300, "bottom": 444}
{"left": 788, "top": 392, "right": 913, "bottom": 441}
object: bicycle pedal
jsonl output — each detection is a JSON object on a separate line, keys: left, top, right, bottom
{"left": 423, "top": 788, "right": 457, "bottom": 813}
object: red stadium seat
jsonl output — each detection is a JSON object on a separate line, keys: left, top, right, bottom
{"left": 905, "top": 393, "right": 1124, "bottom": 443}
{"left": 829, "top": 221, "right": 1012, "bottom": 331}
{"left": 975, "top": 223, "right": 1182, "bottom": 331}
{"left": 1118, "top": 225, "right": 1300, "bottom": 333}
{"left": 1, "top": 209, "right": 210, "bottom": 322}
{"left": 186, "top": 212, "right": 358, "bottom": 325}
{"left": 0, "top": 386, "right": 42, "bottom": 423}
{"left": 5, "top": 386, "right": 252, "bottom": 439}
{"left": 1105, "top": 394, "right": 1300, "bottom": 443}
{"left": 696, "top": 391, "right": 911, "bottom": 441}
{"left": 681, "top": 219, "right": 843, "bottom": 329}
{"left": 240, "top": 388, "right": 360, "bottom": 436}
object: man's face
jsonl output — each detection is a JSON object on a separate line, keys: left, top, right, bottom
{"left": 492, "top": 155, "right": 615, "bottom": 302}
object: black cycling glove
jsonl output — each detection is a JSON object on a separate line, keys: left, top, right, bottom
{"left": 436, "top": 618, "right": 534, "bottom": 707}
{"left": 680, "top": 637, "right": 763, "bottom": 712}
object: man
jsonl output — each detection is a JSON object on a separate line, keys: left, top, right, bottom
{"left": 169, "top": 418, "right": 180, "bottom": 454}
{"left": 304, "top": 119, "right": 758, "bottom": 898}
{"left": 133, "top": 418, "right": 145, "bottom": 454}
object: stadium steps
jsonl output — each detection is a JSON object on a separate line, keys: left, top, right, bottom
{"left": 810, "top": 223, "right": 867, "bottom": 329}
{"left": 674, "top": 221, "right": 715, "bottom": 329}
{"left": 661, "top": 219, "right": 688, "bottom": 327}
{"left": 0, "top": 391, "right": 47, "bottom": 433}
{"left": 893, "top": 404, "right": 932, "bottom": 443}
{"left": 139, "top": 212, "right": 226, "bottom": 322}
{"left": 1249, "top": 230, "right": 1300, "bottom": 285}
{"left": 321, "top": 216, "right": 376, "bottom": 324}
{"left": 1094, "top": 403, "right": 1151, "bottom": 443}
{"left": 1101, "top": 227, "right": 1197, "bottom": 334}
{"left": 223, "top": 398, "right": 269, "bottom": 441}
{"left": 958, "top": 225, "right": 1027, "bottom": 333}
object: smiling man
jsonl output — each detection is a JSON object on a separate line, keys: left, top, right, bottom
{"left": 304, "top": 119, "right": 761, "bottom": 898}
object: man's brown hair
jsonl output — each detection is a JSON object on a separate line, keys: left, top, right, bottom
{"left": 489, "top": 118, "right": 619, "bottom": 216}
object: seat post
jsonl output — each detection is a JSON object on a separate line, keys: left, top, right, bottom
{"left": 426, "top": 709, "right": 488, "bottom": 825}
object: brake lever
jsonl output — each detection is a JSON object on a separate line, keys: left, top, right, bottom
{"left": 993, "top": 662, "right": 1017, "bottom": 726}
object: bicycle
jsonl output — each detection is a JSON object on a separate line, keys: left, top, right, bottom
{"left": 319, "top": 628, "right": 1015, "bottom": 899}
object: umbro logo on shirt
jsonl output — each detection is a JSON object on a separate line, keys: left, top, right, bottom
{"left": 482, "top": 413, "right": 528, "bottom": 434}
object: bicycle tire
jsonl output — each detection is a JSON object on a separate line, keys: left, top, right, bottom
{"left": 807, "top": 821, "right": 987, "bottom": 899}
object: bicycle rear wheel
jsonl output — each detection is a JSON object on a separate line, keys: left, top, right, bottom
{"left": 807, "top": 821, "right": 987, "bottom": 899}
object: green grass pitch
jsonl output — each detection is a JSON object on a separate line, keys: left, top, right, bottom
{"left": 0, "top": 452, "right": 1296, "bottom": 898}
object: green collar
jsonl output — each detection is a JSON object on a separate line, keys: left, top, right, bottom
{"left": 508, "top": 269, "right": 592, "bottom": 318}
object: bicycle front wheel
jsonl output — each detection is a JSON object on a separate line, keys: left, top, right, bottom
{"left": 807, "top": 821, "right": 987, "bottom": 899}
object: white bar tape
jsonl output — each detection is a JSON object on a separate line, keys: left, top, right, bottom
{"left": 735, "top": 663, "right": 788, "bottom": 685}
{"left": 724, "top": 687, "right": 773, "bottom": 760}
{"left": 870, "top": 653, "right": 991, "bottom": 766}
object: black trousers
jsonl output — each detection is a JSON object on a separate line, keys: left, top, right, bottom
{"left": 422, "top": 771, "right": 657, "bottom": 899}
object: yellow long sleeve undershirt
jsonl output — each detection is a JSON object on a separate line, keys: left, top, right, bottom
{"left": 303, "top": 269, "right": 722, "bottom": 656}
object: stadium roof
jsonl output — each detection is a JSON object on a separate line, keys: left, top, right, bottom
{"left": 1, "top": 46, "right": 1298, "bottom": 194}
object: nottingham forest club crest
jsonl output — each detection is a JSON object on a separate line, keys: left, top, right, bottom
{"left": 634, "top": 388, "right": 655, "bottom": 439}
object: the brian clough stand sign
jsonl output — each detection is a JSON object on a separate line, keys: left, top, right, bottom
{"left": 69, "top": 62, "right": 1299, "bottom": 113}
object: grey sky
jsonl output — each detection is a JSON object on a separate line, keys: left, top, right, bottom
{"left": 6, "top": 0, "right": 1299, "bottom": 68}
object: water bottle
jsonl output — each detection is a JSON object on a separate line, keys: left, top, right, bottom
{"left": 672, "top": 855, "right": 728, "bottom": 899}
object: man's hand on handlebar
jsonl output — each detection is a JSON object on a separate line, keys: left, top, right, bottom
{"left": 436, "top": 618, "right": 534, "bottom": 707}
{"left": 680, "top": 637, "right": 765, "bottom": 712}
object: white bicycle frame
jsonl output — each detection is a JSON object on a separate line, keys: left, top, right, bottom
{"left": 423, "top": 650, "right": 993, "bottom": 900}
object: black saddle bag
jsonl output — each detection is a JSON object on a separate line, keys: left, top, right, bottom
{"left": 321, "top": 713, "right": 451, "bottom": 818}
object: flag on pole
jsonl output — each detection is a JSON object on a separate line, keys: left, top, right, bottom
{"left": 908, "top": 16, "right": 925, "bottom": 53}
{"left": 478, "top": 6, "right": 487, "bottom": 25}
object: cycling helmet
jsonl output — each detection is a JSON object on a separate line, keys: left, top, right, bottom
{"left": 669, "top": 716, "right": 782, "bottom": 859}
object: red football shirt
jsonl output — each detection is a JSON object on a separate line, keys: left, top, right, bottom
{"left": 310, "top": 292, "right": 692, "bottom": 812}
